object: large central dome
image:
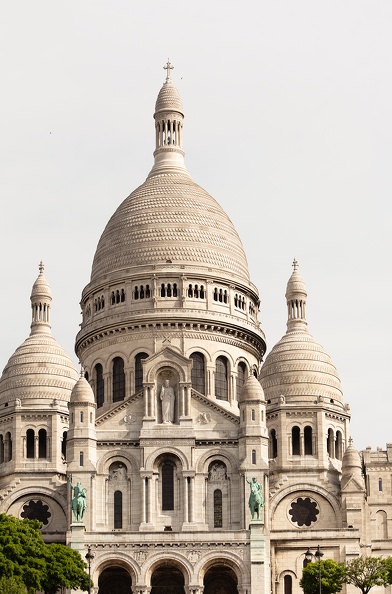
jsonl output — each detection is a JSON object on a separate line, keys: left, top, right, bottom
{"left": 91, "top": 173, "right": 250, "bottom": 283}
{"left": 90, "top": 65, "right": 250, "bottom": 286}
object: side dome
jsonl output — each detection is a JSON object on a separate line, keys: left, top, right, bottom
{"left": 0, "top": 264, "right": 78, "bottom": 405}
{"left": 89, "top": 62, "right": 250, "bottom": 286}
{"left": 239, "top": 375, "right": 265, "bottom": 403}
{"left": 70, "top": 373, "right": 95, "bottom": 404}
{"left": 259, "top": 260, "right": 343, "bottom": 404}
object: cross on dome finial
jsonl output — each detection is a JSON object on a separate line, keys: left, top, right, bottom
{"left": 39, "top": 261, "right": 44, "bottom": 274}
{"left": 164, "top": 60, "right": 174, "bottom": 82}
{"left": 292, "top": 258, "right": 299, "bottom": 272}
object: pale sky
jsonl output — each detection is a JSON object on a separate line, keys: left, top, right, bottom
{"left": 1, "top": 1, "right": 391, "bottom": 451}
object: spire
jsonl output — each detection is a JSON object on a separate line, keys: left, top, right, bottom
{"left": 30, "top": 261, "right": 52, "bottom": 335}
{"left": 285, "top": 258, "right": 308, "bottom": 333}
{"left": 148, "top": 61, "right": 189, "bottom": 177}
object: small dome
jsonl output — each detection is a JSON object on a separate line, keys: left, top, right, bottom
{"left": 155, "top": 80, "right": 183, "bottom": 115}
{"left": 260, "top": 261, "right": 343, "bottom": 405}
{"left": 239, "top": 375, "right": 265, "bottom": 403}
{"left": 31, "top": 261, "right": 52, "bottom": 302}
{"left": 0, "top": 334, "right": 78, "bottom": 405}
{"left": 0, "top": 264, "right": 78, "bottom": 406}
{"left": 70, "top": 373, "right": 95, "bottom": 404}
{"left": 341, "top": 439, "right": 364, "bottom": 488}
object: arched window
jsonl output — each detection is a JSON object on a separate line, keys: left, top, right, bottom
{"left": 304, "top": 426, "right": 313, "bottom": 455}
{"left": 5, "top": 432, "right": 12, "bottom": 462}
{"left": 135, "top": 353, "right": 148, "bottom": 392}
{"left": 112, "top": 357, "right": 125, "bottom": 402}
{"left": 26, "top": 429, "right": 35, "bottom": 458}
{"left": 162, "top": 463, "right": 174, "bottom": 510}
{"left": 190, "top": 352, "right": 205, "bottom": 394}
{"left": 284, "top": 575, "right": 293, "bottom": 594}
{"left": 61, "top": 431, "right": 67, "bottom": 460}
{"left": 251, "top": 449, "right": 256, "bottom": 465}
{"left": 292, "top": 426, "right": 300, "bottom": 455}
{"left": 269, "top": 428, "right": 278, "bottom": 459}
{"left": 213, "top": 490, "right": 223, "bottom": 528}
{"left": 80, "top": 451, "right": 84, "bottom": 466}
{"left": 236, "top": 361, "right": 247, "bottom": 400}
{"left": 38, "top": 429, "right": 47, "bottom": 458}
{"left": 95, "top": 363, "right": 104, "bottom": 408}
{"left": 335, "top": 431, "right": 343, "bottom": 460}
{"left": 379, "top": 478, "right": 383, "bottom": 492}
{"left": 327, "top": 428, "right": 334, "bottom": 457}
{"left": 114, "top": 490, "right": 123, "bottom": 529}
{"left": 376, "top": 510, "right": 388, "bottom": 539}
{"left": 215, "top": 356, "right": 229, "bottom": 401}
{"left": 0, "top": 435, "right": 4, "bottom": 464}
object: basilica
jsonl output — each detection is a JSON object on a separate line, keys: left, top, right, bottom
{"left": 0, "top": 64, "right": 391, "bottom": 594}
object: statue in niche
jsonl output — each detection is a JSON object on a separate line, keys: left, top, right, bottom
{"left": 209, "top": 462, "right": 227, "bottom": 482}
{"left": 110, "top": 463, "right": 127, "bottom": 481}
{"left": 160, "top": 379, "right": 175, "bottom": 423}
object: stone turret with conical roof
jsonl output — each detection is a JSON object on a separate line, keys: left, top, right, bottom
{"left": 260, "top": 260, "right": 351, "bottom": 488}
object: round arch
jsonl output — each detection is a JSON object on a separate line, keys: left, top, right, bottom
{"left": 145, "top": 360, "right": 187, "bottom": 384}
{"left": 96, "top": 449, "right": 139, "bottom": 475}
{"left": 94, "top": 553, "right": 136, "bottom": 594}
{"left": 144, "top": 446, "right": 189, "bottom": 472}
{"left": 196, "top": 449, "right": 239, "bottom": 475}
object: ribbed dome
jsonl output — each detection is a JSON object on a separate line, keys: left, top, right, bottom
{"left": 239, "top": 375, "right": 265, "bottom": 403}
{"left": 155, "top": 79, "right": 183, "bottom": 114}
{"left": 70, "top": 373, "right": 95, "bottom": 404}
{"left": 259, "top": 331, "right": 343, "bottom": 403}
{"left": 90, "top": 172, "right": 250, "bottom": 283}
{"left": 0, "top": 263, "right": 78, "bottom": 406}
{"left": 0, "top": 334, "right": 78, "bottom": 405}
{"left": 89, "top": 66, "right": 250, "bottom": 286}
{"left": 259, "top": 261, "right": 343, "bottom": 404}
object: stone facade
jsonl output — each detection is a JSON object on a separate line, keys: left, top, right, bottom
{"left": 0, "top": 64, "right": 391, "bottom": 594}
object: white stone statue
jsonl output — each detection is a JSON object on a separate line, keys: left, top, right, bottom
{"left": 160, "top": 379, "right": 175, "bottom": 423}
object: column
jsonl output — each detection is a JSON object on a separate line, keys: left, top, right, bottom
{"left": 183, "top": 476, "right": 189, "bottom": 523}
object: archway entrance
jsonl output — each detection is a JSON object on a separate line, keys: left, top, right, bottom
{"left": 204, "top": 565, "right": 238, "bottom": 594}
{"left": 151, "top": 563, "right": 185, "bottom": 594}
{"left": 98, "top": 566, "right": 132, "bottom": 594}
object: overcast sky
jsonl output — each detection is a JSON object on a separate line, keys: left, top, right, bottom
{"left": 1, "top": 1, "right": 391, "bottom": 451}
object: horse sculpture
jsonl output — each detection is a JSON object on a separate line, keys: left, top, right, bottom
{"left": 247, "top": 475, "right": 264, "bottom": 520}
{"left": 69, "top": 476, "right": 87, "bottom": 523}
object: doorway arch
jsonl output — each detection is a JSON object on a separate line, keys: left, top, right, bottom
{"left": 150, "top": 562, "right": 186, "bottom": 594}
{"left": 98, "top": 566, "right": 132, "bottom": 594}
{"left": 203, "top": 564, "right": 238, "bottom": 594}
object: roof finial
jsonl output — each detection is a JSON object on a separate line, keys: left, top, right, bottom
{"left": 39, "top": 261, "right": 44, "bottom": 275}
{"left": 292, "top": 258, "right": 299, "bottom": 272}
{"left": 164, "top": 59, "right": 174, "bottom": 82}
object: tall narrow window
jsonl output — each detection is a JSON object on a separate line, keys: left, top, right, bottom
{"left": 5, "top": 433, "right": 12, "bottom": 462}
{"left": 335, "top": 431, "right": 343, "bottom": 460}
{"left": 135, "top": 353, "right": 148, "bottom": 392}
{"left": 236, "top": 361, "right": 247, "bottom": 400}
{"left": 292, "top": 426, "right": 300, "bottom": 455}
{"left": 327, "top": 428, "right": 334, "bottom": 457}
{"left": 112, "top": 357, "right": 125, "bottom": 402}
{"left": 162, "top": 463, "right": 174, "bottom": 510}
{"left": 284, "top": 575, "right": 293, "bottom": 594}
{"left": 270, "top": 428, "right": 278, "bottom": 459}
{"left": 95, "top": 363, "right": 104, "bottom": 408}
{"left": 190, "top": 352, "right": 205, "bottom": 394}
{"left": 61, "top": 431, "right": 67, "bottom": 459}
{"left": 0, "top": 435, "right": 4, "bottom": 464}
{"left": 379, "top": 478, "right": 383, "bottom": 492}
{"left": 213, "top": 490, "right": 223, "bottom": 528}
{"left": 304, "top": 426, "right": 313, "bottom": 455}
{"left": 215, "top": 356, "right": 229, "bottom": 401}
{"left": 26, "top": 429, "right": 35, "bottom": 458}
{"left": 38, "top": 429, "right": 47, "bottom": 458}
{"left": 251, "top": 449, "right": 256, "bottom": 464}
{"left": 114, "top": 490, "right": 123, "bottom": 529}
{"left": 79, "top": 452, "right": 84, "bottom": 466}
